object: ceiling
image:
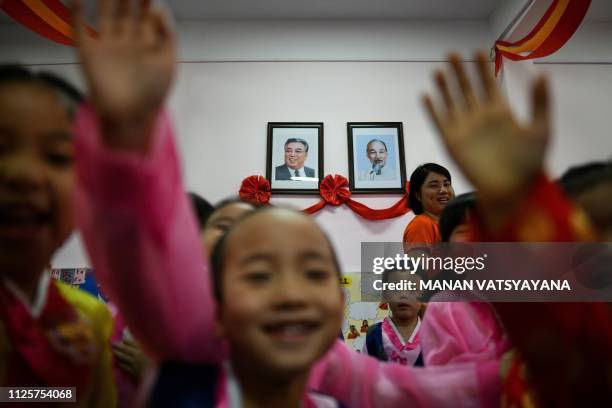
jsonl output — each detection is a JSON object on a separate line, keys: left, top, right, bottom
{"left": 0, "top": 0, "right": 611, "bottom": 23}
{"left": 584, "top": 0, "right": 612, "bottom": 21}
{"left": 165, "top": 0, "right": 502, "bottom": 20}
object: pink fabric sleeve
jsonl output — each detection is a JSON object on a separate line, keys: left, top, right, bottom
{"left": 74, "top": 104, "right": 224, "bottom": 363}
{"left": 308, "top": 340, "right": 502, "bottom": 408}
{"left": 420, "top": 301, "right": 510, "bottom": 366}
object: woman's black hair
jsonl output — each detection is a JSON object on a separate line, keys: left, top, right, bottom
{"left": 209, "top": 206, "right": 342, "bottom": 302}
{"left": 408, "top": 163, "right": 452, "bottom": 214}
{"left": 0, "top": 64, "right": 83, "bottom": 118}
{"left": 559, "top": 161, "right": 612, "bottom": 198}
{"left": 188, "top": 192, "right": 214, "bottom": 230}
{"left": 438, "top": 192, "right": 477, "bottom": 242}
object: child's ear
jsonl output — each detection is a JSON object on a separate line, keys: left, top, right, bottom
{"left": 415, "top": 191, "right": 422, "bottom": 202}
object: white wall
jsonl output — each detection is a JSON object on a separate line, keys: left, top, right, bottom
{"left": 0, "top": 19, "right": 492, "bottom": 63}
{"left": 499, "top": 18, "right": 612, "bottom": 176}
{"left": 171, "top": 60, "right": 480, "bottom": 273}
{"left": 1, "top": 17, "right": 610, "bottom": 271}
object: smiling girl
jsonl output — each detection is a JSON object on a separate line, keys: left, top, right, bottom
{"left": 0, "top": 66, "right": 115, "bottom": 406}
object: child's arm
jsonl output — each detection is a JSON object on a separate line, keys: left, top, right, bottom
{"left": 72, "top": 0, "right": 223, "bottom": 363}
{"left": 423, "top": 52, "right": 550, "bottom": 235}
{"left": 309, "top": 340, "right": 501, "bottom": 408}
{"left": 425, "top": 51, "right": 611, "bottom": 407}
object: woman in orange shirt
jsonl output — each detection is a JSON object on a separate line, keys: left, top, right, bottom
{"left": 403, "top": 163, "right": 455, "bottom": 247}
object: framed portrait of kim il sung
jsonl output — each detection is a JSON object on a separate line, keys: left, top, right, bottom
{"left": 347, "top": 122, "right": 406, "bottom": 194}
{"left": 266, "top": 122, "right": 324, "bottom": 194}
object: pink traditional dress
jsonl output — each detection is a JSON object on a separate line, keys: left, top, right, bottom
{"left": 420, "top": 294, "right": 510, "bottom": 366}
{"left": 363, "top": 316, "right": 423, "bottom": 366}
{"left": 382, "top": 316, "right": 422, "bottom": 366}
{"left": 0, "top": 273, "right": 116, "bottom": 407}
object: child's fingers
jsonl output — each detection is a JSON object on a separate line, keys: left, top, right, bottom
{"left": 116, "top": 0, "right": 131, "bottom": 17}
{"left": 530, "top": 75, "right": 550, "bottom": 143}
{"left": 69, "top": 0, "right": 87, "bottom": 46}
{"left": 531, "top": 75, "right": 549, "bottom": 125}
{"left": 133, "top": 0, "right": 150, "bottom": 27}
{"left": 475, "top": 51, "right": 497, "bottom": 100}
{"left": 118, "top": 360, "right": 135, "bottom": 374}
{"left": 121, "top": 338, "right": 139, "bottom": 349}
{"left": 112, "top": 345, "right": 135, "bottom": 363}
{"left": 97, "top": 0, "right": 114, "bottom": 36}
{"left": 115, "top": 0, "right": 134, "bottom": 35}
{"left": 422, "top": 94, "right": 445, "bottom": 136}
{"left": 112, "top": 349, "right": 132, "bottom": 364}
{"left": 423, "top": 93, "right": 459, "bottom": 160}
{"left": 148, "top": 5, "right": 175, "bottom": 48}
{"left": 434, "top": 70, "right": 457, "bottom": 119}
{"left": 140, "top": 0, "right": 151, "bottom": 13}
{"left": 449, "top": 53, "right": 477, "bottom": 110}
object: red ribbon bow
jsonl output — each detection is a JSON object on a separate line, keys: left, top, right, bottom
{"left": 239, "top": 175, "right": 271, "bottom": 205}
{"left": 319, "top": 174, "right": 351, "bottom": 206}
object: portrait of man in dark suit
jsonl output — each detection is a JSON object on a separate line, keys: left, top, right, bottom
{"left": 275, "top": 138, "right": 316, "bottom": 180}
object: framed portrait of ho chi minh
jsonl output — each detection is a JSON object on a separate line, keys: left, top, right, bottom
{"left": 347, "top": 122, "right": 406, "bottom": 194}
{"left": 266, "top": 122, "right": 324, "bottom": 194}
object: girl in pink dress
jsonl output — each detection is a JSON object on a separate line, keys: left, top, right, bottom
{"left": 420, "top": 193, "right": 510, "bottom": 366}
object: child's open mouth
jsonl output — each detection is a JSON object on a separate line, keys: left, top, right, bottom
{"left": 262, "top": 320, "right": 321, "bottom": 343}
{"left": 0, "top": 203, "right": 51, "bottom": 240}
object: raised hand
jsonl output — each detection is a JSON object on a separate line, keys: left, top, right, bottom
{"left": 423, "top": 52, "right": 550, "bottom": 213}
{"left": 72, "top": 0, "right": 176, "bottom": 151}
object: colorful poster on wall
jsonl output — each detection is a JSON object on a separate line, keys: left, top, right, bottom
{"left": 341, "top": 273, "right": 389, "bottom": 352}
{"left": 50, "top": 267, "right": 102, "bottom": 300}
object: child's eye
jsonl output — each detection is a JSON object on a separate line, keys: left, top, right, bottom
{"left": 47, "top": 152, "right": 73, "bottom": 167}
{"left": 213, "top": 223, "right": 231, "bottom": 233}
{"left": 305, "top": 269, "right": 330, "bottom": 281}
{"left": 244, "top": 271, "right": 271, "bottom": 283}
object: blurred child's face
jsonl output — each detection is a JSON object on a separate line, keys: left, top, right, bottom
{"left": 449, "top": 223, "right": 471, "bottom": 243}
{"left": 201, "top": 202, "right": 253, "bottom": 252}
{"left": 385, "top": 271, "right": 422, "bottom": 321}
{"left": 574, "top": 182, "right": 612, "bottom": 241}
{"left": 217, "top": 210, "right": 343, "bottom": 376}
{"left": 0, "top": 83, "right": 74, "bottom": 274}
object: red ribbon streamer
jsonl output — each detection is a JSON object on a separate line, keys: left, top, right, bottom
{"left": 494, "top": 0, "right": 591, "bottom": 75}
{"left": 1, "top": 0, "right": 97, "bottom": 46}
{"left": 240, "top": 174, "right": 411, "bottom": 220}
{"left": 1, "top": 0, "right": 74, "bottom": 45}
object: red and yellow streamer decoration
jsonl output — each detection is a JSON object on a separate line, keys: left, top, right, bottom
{"left": 0, "top": 0, "right": 95, "bottom": 46}
{"left": 494, "top": 0, "right": 591, "bottom": 75}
